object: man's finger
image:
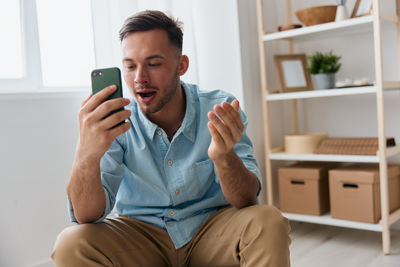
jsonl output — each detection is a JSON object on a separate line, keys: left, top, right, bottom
{"left": 84, "top": 85, "right": 117, "bottom": 112}
{"left": 208, "top": 111, "right": 234, "bottom": 148}
{"left": 108, "top": 120, "right": 131, "bottom": 138}
{"left": 99, "top": 109, "right": 132, "bottom": 130}
{"left": 220, "top": 102, "right": 244, "bottom": 134}
{"left": 81, "top": 93, "right": 92, "bottom": 107}
{"left": 215, "top": 104, "right": 235, "bottom": 127}
{"left": 231, "top": 99, "right": 240, "bottom": 111}
{"left": 93, "top": 97, "right": 131, "bottom": 122}
{"left": 208, "top": 121, "right": 225, "bottom": 148}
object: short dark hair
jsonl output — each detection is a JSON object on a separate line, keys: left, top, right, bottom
{"left": 119, "top": 10, "right": 183, "bottom": 52}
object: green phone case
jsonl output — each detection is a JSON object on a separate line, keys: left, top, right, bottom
{"left": 91, "top": 67, "right": 124, "bottom": 127}
{"left": 91, "top": 67, "right": 123, "bottom": 99}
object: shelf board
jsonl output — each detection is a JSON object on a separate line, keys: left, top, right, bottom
{"left": 263, "top": 16, "right": 373, "bottom": 42}
{"left": 386, "top": 145, "right": 400, "bottom": 157}
{"left": 282, "top": 212, "right": 383, "bottom": 232}
{"left": 266, "top": 86, "right": 376, "bottom": 101}
{"left": 269, "top": 152, "right": 379, "bottom": 163}
{"left": 388, "top": 208, "right": 400, "bottom": 226}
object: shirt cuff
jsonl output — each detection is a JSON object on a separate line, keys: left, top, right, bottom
{"left": 67, "top": 187, "right": 111, "bottom": 224}
{"left": 243, "top": 161, "right": 262, "bottom": 196}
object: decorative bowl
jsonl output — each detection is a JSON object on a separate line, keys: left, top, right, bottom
{"left": 295, "top": 5, "right": 338, "bottom": 26}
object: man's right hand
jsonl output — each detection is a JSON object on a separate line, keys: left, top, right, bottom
{"left": 76, "top": 85, "right": 132, "bottom": 162}
{"left": 67, "top": 85, "right": 131, "bottom": 224}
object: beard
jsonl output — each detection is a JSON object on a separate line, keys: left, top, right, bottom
{"left": 135, "top": 68, "right": 180, "bottom": 115}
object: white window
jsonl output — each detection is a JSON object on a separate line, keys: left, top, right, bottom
{"left": 0, "top": 0, "right": 199, "bottom": 94}
{"left": 0, "top": 0, "right": 24, "bottom": 79}
{"left": 36, "top": 0, "right": 95, "bottom": 87}
{"left": 0, "top": 0, "right": 96, "bottom": 93}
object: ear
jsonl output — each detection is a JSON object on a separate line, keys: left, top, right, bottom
{"left": 177, "top": 55, "right": 189, "bottom": 76}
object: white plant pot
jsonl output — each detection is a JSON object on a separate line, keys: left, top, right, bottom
{"left": 313, "top": 73, "right": 335, "bottom": 90}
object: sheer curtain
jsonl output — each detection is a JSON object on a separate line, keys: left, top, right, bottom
{"left": 91, "top": 0, "right": 245, "bottom": 104}
{"left": 91, "top": 0, "right": 199, "bottom": 89}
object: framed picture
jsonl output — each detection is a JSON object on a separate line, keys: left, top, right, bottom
{"left": 351, "top": 0, "right": 373, "bottom": 18}
{"left": 274, "top": 54, "right": 313, "bottom": 93}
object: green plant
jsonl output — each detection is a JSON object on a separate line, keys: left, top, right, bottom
{"left": 307, "top": 51, "right": 341, "bottom": 74}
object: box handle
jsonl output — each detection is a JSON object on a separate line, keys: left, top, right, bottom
{"left": 343, "top": 183, "right": 358, "bottom": 188}
{"left": 291, "top": 180, "right": 305, "bottom": 185}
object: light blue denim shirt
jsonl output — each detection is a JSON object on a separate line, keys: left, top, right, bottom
{"left": 69, "top": 82, "right": 262, "bottom": 249}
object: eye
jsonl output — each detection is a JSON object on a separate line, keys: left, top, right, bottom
{"left": 125, "top": 64, "right": 136, "bottom": 70}
{"left": 149, "top": 63, "right": 161, "bottom": 67}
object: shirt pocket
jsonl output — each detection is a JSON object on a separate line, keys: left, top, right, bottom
{"left": 184, "top": 159, "right": 215, "bottom": 201}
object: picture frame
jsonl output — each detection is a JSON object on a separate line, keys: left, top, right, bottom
{"left": 274, "top": 54, "right": 313, "bottom": 93}
{"left": 351, "top": 0, "right": 373, "bottom": 18}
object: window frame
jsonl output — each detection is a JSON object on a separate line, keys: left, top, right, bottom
{"left": 0, "top": 0, "right": 97, "bottom": 95}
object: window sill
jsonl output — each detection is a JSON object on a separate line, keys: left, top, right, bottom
{"left": 0, "top": 87, "right": 90, "bottom": 100}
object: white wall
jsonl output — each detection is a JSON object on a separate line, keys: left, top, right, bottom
{"left": 0, "top": 94, "right": 83, "bottom": 267}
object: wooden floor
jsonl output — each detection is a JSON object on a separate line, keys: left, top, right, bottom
{"left": 289, "top": 222, "right": 400, "bottom": 267}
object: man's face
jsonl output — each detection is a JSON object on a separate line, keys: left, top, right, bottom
{"left": 121, "top": 29, "right": 185, "bottom": 115}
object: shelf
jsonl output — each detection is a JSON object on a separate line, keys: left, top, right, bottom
{"left": 386, "top": 145, "right": 400, "bottom": 157}
{"left": 257, "top": 0, "right": 400, "bottom": 254}
{"left": 263, "top": 16, "right": 373, "bottom": 42}
{"left": 282, "top": 212, "right": 383, "bottom": 232}
{"left": 269, "top": 152, "right": 379, "bottom": 163}
{"left": 266, "top": 86, "right": 377, "bottom": 101}
{"left": 383, "top": 81, "right": 400, "bottom": 89}
{"left": 387, "top": 208, "right": 400, "bottom": 225}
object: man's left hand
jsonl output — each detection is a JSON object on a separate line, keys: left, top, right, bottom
{"left": 207, "top": 99, "right": 244, "bottom": 162}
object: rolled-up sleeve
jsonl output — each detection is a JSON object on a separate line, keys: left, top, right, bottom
{"left": 234, "top": 107, "right": 262, "bottom": 195}
{"left": 67, "top": 137, "right": 125, "bottom": 223}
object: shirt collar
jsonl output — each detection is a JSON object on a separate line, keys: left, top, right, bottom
{"left": 136, "top": 81, "right": 197, "bottom": 142}
{"left": 180, "top": 82, "right": 196, "bottom": 142}
{"left": 137, "top": 107, "right": 158, "bottom": 140}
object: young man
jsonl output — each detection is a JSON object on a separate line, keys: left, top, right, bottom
{"left": 52, "top": 10, "right": 290, "bottom": 267}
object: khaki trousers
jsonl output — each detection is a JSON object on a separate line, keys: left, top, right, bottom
{"left": 51, "top": 205, "right": 291, "bottom": 267}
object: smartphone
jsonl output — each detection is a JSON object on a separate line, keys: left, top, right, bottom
{"left": 91, "top": 67, "right": 125, "bottom": 127}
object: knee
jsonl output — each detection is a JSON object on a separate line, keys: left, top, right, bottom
{"left": 241, "top": 205, "right": 290, "bottom": 234}
{"left": 51, "top": 224, "right": 100, "bottom": 263}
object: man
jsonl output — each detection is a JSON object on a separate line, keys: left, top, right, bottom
{"left": 52, "top": 10, "right": 290, "bottom": 267}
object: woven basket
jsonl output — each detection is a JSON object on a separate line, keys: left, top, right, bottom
{"left": 295, "top": 5, "right": 337, "bottom": 26}
{"left": 315, "top": 137, "right": 396, "bottom": 155}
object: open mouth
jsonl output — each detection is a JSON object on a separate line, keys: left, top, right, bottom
{"left": 137, "top": 91, "right": 156, "bottom": 104}
{"left": 138, "top": 92, "right": 156, "bottom": 98}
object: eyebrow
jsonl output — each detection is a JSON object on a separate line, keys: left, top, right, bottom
{"left": 122, "top": 54, "right": 166, "bottom": 62}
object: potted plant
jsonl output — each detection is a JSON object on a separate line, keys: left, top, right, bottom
{"left": 307, "top": 51, "right": 341, "bottom": 90}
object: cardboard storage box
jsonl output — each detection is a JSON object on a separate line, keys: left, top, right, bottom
{"left": 329, "top": 164, "right": 400, "bottom": 223}
{"left": 278, "top": 162, "right": 339, "bottom": 215}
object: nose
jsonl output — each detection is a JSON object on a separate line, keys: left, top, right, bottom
{"left": 134, "top": 66, "right": 149, "bottom": 85}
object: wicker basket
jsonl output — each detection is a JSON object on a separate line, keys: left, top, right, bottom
{"left": 315, "top": 137, "right": 396, "bottom": 155}
{"left": 295, "top": 5, "right": 338, "bottom": 26}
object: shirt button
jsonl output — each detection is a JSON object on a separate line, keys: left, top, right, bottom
{"left": 169, "top": 210, "right": 175, "bottom": 216}
{"left": 157, "top": 130, "right": 162, "bottom": 135}
{"left": 175, "top": 189, "right": 180, "bottom": 195}
{"left": 169, "top": 221, "right": 174, "bottom": 226}
{"left": 168, "top": 160, "right": 173, "bottom": 166}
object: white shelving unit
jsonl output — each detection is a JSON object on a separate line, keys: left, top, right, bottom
{"left": 282, "top": 212, "right": 383, "bottom": 232}
{"left": 263, "top": 15, "right": 374, "bottom": 41}
{"left": 266, "top": 86, "right": 377, "bottom": 101}
{"left": 256, "top": 0, "right": 400, "bottom": 254}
